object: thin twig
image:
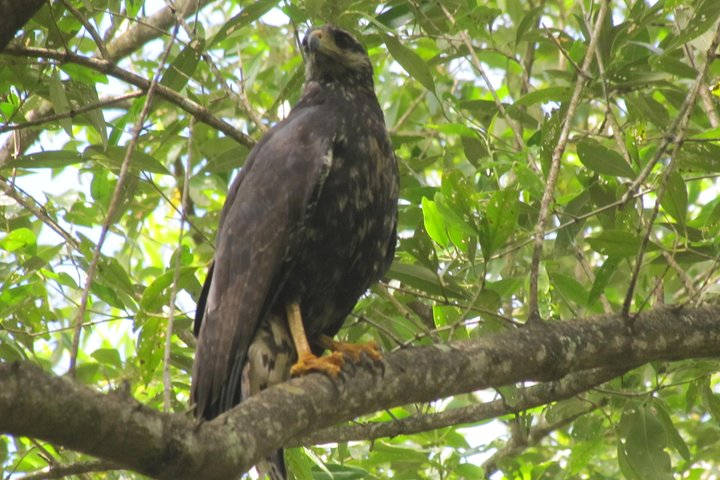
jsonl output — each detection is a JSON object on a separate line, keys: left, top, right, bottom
{"left": 294, "top": 366, "right": 626, "bottom": 446}
{"left": 0, "top": 91, "right": 143, "bottom": 133}
{"left": 60, "top": 0, "right": 109, "bottom": 58}
{"left": 622, "top": 22, "right": 720, "bottom": 317}
{"left": 481, "top": 405, "right": 594, "bottom": 476}
{"left": 163, "top": 117, "right": 194, "bottom": 412}
{"left": 0, "top": 177, "right": 79, "bottom": 249}
{"left": 528, "top": 0, "right": 609, "bottom": 322}
{"left": 2, "top": 46, "right": 254, "bottom": 148}
{"left": 675, "top": 16, "right": 720, "bottom": 128}
{"left": 440, "top": 5, "right": 525, "bottom": 152}
{"left": 68, "top": 25, "right": 181, "bottom": 377}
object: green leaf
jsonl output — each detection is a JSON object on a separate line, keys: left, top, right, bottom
{"left": 566, "top": 437, "right": 603, "bottom": 476}
{"left": 587, "top": 230, "right": 653, "bottom": 257}
{"left": 514, "top": 86, "right": 571, "bottom": 107}
{"left": 311, "top": 463, "right": 376, "bottom": 480}
{"left": 382, "top": 33, "right": 436, "bottom": 93}
{"left": 200, "top": 145, "right": 249, "bottom": 174}
{"left": 551, "top": 272, "right": 588, "bottom": 306}
{"left": 136, "top": 316, "right": 163, "bottom": 383}
{"left": 141, "top": 266, "right": 199, "bottom": 313}
{"left": 285, "top": 448, "right": 314, "bottom": 480}
{"left": 96, "top": 256, "right": 135, "bottom": 298}
{"left": 386, "top": 262, "right": 465, "bottom": 299}
{"left": 679, "top": 142, "right": 720, "bottom": 172}
{"left": 91, "top": 348, "right": 122, "bottom": 369}
{"left": 461, "top": 136, "right": 488, "bottom": 166}
{"left": 90, "top": 172, "right": 113, "bottom": 209}
{"left": 588, "top": 256, "right": 620, "bottom": 305}
{"left": 84, "top": 145, "right": 170, "bottom": 175}
{"left": 618, "top": 403, "right": 674, "bottom": 480}
{"left": 576, "top": 139, "right": 636, "bottom": 178}
{"left": 48, "top": 69, "right": 72, "bottom": 136}
{"left": 515, "top": 6, "right": 543, "bottom": 45}
{"left": 209, "top": 0, "right": 276, "bottom": 48}
{"left": 660, "top": 172, "right": 687, "bottom": 226}
{"left": 650, "top": 55, "right": 697, "bottom": 79}
{"left": 652, "top": 398, "right": 691, "bottom": 461}
{"left": 0, "top": 228, "right": 37, "bottom": 254}
{"left": 73, "top": 81, "right": 108, "bottom": 148}
{"left": 699, "top": 379, "right": 720, "bottom": 422}
{"left": 421, "top": 196, "right": 449, "bottom": 247}
{"left": 2, "top": 150, "right": 85, "bottom": 170}
{"left": 478, "top": 189, "right": 519, "bottom": 261}
{"left": 625, "top": 94, "right": 670, "bottom": 128}
{"left": 160, "top": 42, "right": 201, "bottom": 93}
{"left": 665, "top": 0, "right": 720, "bottom": 52}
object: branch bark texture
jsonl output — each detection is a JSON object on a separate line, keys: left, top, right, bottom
{"left": 1, "top": 305, "right": 718, "bottom": 479}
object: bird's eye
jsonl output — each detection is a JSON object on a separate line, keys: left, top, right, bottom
{"left": 333, "top": 30, "right": 355, "bottom": 50}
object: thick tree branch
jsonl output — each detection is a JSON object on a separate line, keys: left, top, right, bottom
{"left": 1, "top": 305, "right": 719, "bottom": 479}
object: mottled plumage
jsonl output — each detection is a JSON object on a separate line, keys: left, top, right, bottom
{"left": 191, "top": 25, "right": 398, "bottom": 479}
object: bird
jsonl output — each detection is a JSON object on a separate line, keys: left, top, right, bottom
{"left": 191, "top": 25, "right": 399, "bottom": 479}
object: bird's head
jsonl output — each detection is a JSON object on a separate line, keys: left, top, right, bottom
{"left": 302, "top": 25, "right": 373, "bottom": 89}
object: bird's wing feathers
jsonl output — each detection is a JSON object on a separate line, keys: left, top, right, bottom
{"left": 192, "top": 106, "right": 335, "bottom": 417}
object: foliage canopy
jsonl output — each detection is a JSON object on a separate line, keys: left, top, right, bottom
{"left": 1, "top": 0, "right": 720, "bottom": 478}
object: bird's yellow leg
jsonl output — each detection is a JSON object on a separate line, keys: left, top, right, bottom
{"left": 318, "top": 335, "right": 382, "bottom": 363}
{"left": 286, "top": 302, "right": 344, "bottom": 377}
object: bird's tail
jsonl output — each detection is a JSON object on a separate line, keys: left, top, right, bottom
{"left": 257, "top": 449, "right": 286, "bottom": 480}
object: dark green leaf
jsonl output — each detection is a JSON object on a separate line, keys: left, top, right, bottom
{"left": 136, "top": 316, "right": 163, "bottom": 383}
{"left": 588, "top": 256, "right": 620, "bottom": 305}
{"left": 587, "top": 230, "right": 654, "bottom": 257}
{"left": 49, "top": 70, "right": 72, "bottom": 136}
{"left": 618, "top": 403, "right": 673, "bottom": 480}
{"left": 382, "top": 33, "right": 436, "bottom": 93}
{"left": 141, "top": 266, "right": 199, "bottom": 313}
{"left": 387, "top": 262, "right": 465, "bottom": 299}
{"left": 551, "top": 272, "right": 588, "bottom": 306}
{"left": 660, "top": 172, "right": 687, "bottom": 226}
{"left": 514, "top": 86, "right": 571, "bottom": 107}
{"left": 209, "top": 0, "right": 277, "bottom": 48}
{"left": 679, "top": 142, "right": 720, "bottom": 172}
{"left": 625, "top": 94, "right": 670, "bottom": 128}
{"left": 91, "top": 348, "right": 122, "bottom": 369}
{"left": 3, "top": 150, "right": 85, "bottom": 170}
{"left": 478, "top": 189, "right": 519, "bottom": 260}
{"left": 160, "top": 42, "right": 201, "bottom": 93}
{"left": 652, "top": 398, "right": 691, "bottom": 461}
{"left": 84, "top": 145, "right": 170, "bottom": 175}
{"left": 515, "top": 6, "right": 543, "bottom": 45}
{"left": 665, "top": 0, "right": 720, "bottom": 51}
{"left": 576, "top": 139, "right": 636, "bottom": 178}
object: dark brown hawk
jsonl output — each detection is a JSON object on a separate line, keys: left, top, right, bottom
{"left": 191, "top": 25, "right": 398, "bottom": 479}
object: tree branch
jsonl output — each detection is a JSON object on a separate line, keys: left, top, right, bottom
{"left": 528, "top": 0, "right": 609, "bottom": 321}
{"left": 1, "top": 305, "right": 719, "bottom": 479}
{"left": 0, "top": 0, "right": 213, "bottom": 167}
{"left": 2, "top": 45, "right": 254, "bottom": 148}
{"left": 293, "top": 365, "right": 627, "bottom": 446}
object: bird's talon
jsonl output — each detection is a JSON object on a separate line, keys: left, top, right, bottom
{"left": 323, "top": 338, "right": 382, "bottom": 365}
{"left": 290, "top": 351, "right": 344, "bottom": 378}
